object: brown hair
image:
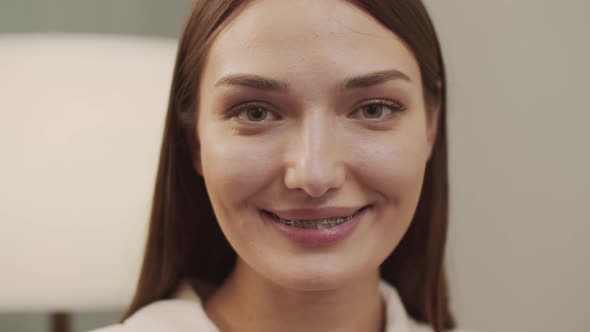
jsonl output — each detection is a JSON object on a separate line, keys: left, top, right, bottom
{"left": 121, "top": 0, "right": 456, "bottom": 331}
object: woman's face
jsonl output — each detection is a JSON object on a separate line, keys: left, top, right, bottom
{"left": 195, "top": 0, "right": 439, "bottom": 290}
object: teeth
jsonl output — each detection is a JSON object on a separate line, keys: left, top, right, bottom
{"left": 270, "top": 209, "right": 362, "bottom": 230}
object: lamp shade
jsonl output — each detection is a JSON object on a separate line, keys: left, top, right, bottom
{"left": 0, "top": 34, "right": 177, "bottom": 311}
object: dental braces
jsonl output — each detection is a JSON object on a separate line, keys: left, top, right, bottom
{"left": 270, "top": 210, "right": 360, "bottom": 229}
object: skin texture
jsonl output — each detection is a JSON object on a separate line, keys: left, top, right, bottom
{"left": 193, "top": 0, "right": 440, "bottom": 331}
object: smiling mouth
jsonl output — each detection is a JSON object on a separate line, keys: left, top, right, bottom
{"left": 263, "top": 206, "right": 369, "bottom": 230}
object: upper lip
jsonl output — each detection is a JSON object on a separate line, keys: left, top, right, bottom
{"left": 264, "top": 206, "right": 367, "bottom": 220}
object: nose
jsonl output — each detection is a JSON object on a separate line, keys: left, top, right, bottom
{"left": 284, "top": 113, "right": 346, "bottom": 197}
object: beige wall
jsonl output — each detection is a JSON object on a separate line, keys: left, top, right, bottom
{"left": 424, "top": 0, "right": 590, "bottom": 331}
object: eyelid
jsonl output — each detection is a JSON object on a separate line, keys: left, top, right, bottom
{"left": 357, "top": 98, "right": 405, "bottom": 110}
{"left": 350, "top": 99, "right": 407, "bottom": 119}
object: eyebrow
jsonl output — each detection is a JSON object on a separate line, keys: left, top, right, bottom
{"left": 214, "top": 69, "right": 412, "bottom": 92}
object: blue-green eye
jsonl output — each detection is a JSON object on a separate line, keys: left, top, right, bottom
{"left": 244, "top": 107, "right": 267, "bottom": 121}
{"left": 230, "top": 104, "right": 280, "bottom": 122}
{"left": 362, "top": 104, "right": 386, "bottom": 118}
{"left": 356, "top": 100, "right": 405, "bottom": 120}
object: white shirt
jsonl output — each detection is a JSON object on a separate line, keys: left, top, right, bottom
{"left": 90, "top": 279, "right": 471, "bottom": 332}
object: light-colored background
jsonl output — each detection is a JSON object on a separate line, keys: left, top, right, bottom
{"left": 1, "top": 1, "right": 588, "bottom": 331}
{"left": 427, "top": 1, "right": 590, "bottom": 331}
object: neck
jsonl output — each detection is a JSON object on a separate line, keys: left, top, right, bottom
{"left": 204, "top": 258, "right": 386, "bottom": 332}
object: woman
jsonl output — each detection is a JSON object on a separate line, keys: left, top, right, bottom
{"left": 93, "top": 0, "right": 469, "bottom": 331}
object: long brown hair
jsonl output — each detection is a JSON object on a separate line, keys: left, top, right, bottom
{"left": 121, "top": 1, "right": 455, "bottom": 331}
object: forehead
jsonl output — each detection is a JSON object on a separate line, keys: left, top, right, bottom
{"left": 204, "top": 0, "right": 421, "bottom": 88}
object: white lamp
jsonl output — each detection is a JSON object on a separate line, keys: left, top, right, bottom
{"left": 0, "top": 34, "right": 178, "bottom": 330}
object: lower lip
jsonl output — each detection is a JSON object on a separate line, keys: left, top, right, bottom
{"left": 260, "top": 206, "right": 370, "bottom": 247}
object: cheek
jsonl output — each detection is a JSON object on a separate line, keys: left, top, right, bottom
{"left": 350, "top": 129, "right": 427, "bottom": 262}
{"left": 352, "top": 127, "right": 428, "bottom": 208}
{"left": 199, "top": 131, "right": 280, "bottom": 207}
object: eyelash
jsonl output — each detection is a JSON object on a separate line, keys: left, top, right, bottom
{"left": 225, "top": 99, "right": 407, "bottom": 123}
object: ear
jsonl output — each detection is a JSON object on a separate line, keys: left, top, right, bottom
{"left": 425, "top": 82, "right": 442, "bottom": 161}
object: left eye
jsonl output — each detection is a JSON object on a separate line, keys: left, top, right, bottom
{"left": 241, "top": 107, "right": 270, "bottom": 122}
{"left": 353, "top": 101, "right": 405, "bottom": 120}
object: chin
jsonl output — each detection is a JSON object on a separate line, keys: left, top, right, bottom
{"left": 268, "top": 265, "right": 366, "bottom": 292}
